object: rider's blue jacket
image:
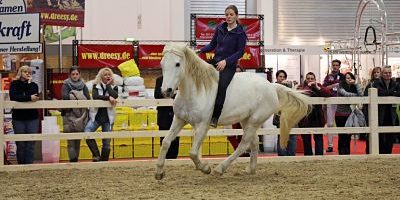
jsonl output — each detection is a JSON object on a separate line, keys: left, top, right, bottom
{"left": 200, "top": 22, "right": 247, "bottom": 69}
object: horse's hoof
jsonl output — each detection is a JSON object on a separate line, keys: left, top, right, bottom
{"left": 245, "top": 166, "right": 256, "bottom": 175}
{"left": 155, "top": 172, "right": 165, "bottom": 180}
{"left": 201, "top": 164, "right": 211, "bottom": 174}
{"left": 212, "top": 165, "right": 224, "bottom": 176}
{"left": 211, "top": 169, "right": 223, "bottom": 176}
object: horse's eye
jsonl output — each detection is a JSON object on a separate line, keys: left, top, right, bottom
{"left": 175, "top": 63, "right": 180, "bottom": 67}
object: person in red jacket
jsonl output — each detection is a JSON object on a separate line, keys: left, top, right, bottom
{"left": 323, "top": 59, "right": 345, "bottom": 152}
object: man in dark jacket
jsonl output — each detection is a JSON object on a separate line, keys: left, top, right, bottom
{"left": 298, "top": 72, "right": 332, "bottom": 155}
{"left": 371, "top": 66, "right": 400, "bottom": 154}
{"left": 154, "top": 76, "right": 180, "bottom": 159}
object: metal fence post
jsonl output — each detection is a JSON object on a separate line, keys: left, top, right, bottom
{"left": 368, "top": 88, "right": 379, "bottom": 155}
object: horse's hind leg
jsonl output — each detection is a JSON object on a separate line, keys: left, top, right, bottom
{"left": 247, "top": 133, "right": 259, "bottom": 174}
{"left": 189, "top": 123, "right": 211, "bottom": 174}
{"left": 155, "top": 116, "right": 186, "bottom": 180}
{"left": 213, "top": 120, "right": 257, "bottom": 175}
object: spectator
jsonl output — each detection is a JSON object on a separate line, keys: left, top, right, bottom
{"left": 362, "top": 67, "right": 381, "bottom": 148}
{"left": 297, "top": 72, "right": 332, "bottom": 155}
{"left": 273, "top": 70, "right": 297, "bottom": 156}
{"left": 9, "top": 65, "right": 40, "bottom": 164}
{"left": 323, "top": 59, "right": 345, "bottom": 152}
{"left": 61, "top": 66, "right": 90, "bottom": 162}
{"left": 336, "top": 72, "right": 363, "bottom": 155}
{"left": 372, "top": 66, "right": 400, "bottom": 154}
{"left": 154, "top": 75, "right": 180, "bottom": 159}
{"left": 85, "top": 67, "right": 118, "bottom": 162}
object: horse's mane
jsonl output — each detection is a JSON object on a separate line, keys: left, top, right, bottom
{"left": 183, "top": 46, "right": 218, "bottom": 92}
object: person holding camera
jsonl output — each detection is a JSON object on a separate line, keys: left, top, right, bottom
{"left": 9, "top": 65, "right": 40, "bottom": 164}
{"left": 297, "top": 72, "right": 332, "bottom": 155}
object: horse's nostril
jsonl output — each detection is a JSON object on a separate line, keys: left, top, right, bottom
{"left": 167, "top": 88, "right": 172, "bottom": 92}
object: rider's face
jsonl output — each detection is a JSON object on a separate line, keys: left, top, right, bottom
{"left": 276, "top": 73, "right": 287, "bottom": 83}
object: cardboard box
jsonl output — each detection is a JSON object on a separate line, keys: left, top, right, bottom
{"left": 114, "top": 138, "right": 133, "bottom": 159}
{"left": 147, "top": 109, "right": 157, "bottom": 128}
{"left": 129, "top": 109, "right": 148, "bottom": 130}
{"left": 178, "top": 142, "right": 191, "bottom": 157}
{"left": 133, "top": 144, "right": 153, "bottom": 158}
{"left": 210, "top": 142, "right": 228, "bottom": 155}
{"left": 59, "top": 146, "right": 69, "bottom": 161}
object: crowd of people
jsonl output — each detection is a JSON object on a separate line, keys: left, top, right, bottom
{"left": 10, "top": 66, "right": 119, "bottom": 164}
{"left": 265, "top": 60, "right": 399, "bottom": 157}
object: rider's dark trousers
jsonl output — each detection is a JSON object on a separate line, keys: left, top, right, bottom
{"left": 210, "top": 59, "right": 236, "bottom": 121}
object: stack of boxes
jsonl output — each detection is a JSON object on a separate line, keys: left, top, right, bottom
{"left": 54, "top": 107, "right": 234, "bottom": 161}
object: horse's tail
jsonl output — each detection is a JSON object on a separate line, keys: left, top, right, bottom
{"left": 274, "top": 83, "right": 311, "bottom": 148}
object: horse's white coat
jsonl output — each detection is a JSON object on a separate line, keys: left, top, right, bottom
{"left": 155, "top": 43, "right": 310, "bottom": 180}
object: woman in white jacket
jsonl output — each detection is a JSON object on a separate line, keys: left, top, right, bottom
{"left": 85, "top": 67, "right": 118, "bottom": 162}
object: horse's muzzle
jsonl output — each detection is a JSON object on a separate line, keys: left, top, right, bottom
{"left": 162, "top": 88, "right": 177, "bottom": 98}
{"left": 163, "top": 88, "right": 174, "bottom": 98}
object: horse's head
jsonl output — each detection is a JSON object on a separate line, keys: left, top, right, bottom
{"left": 160, "top": 43, "right": 187, "bottom": 98}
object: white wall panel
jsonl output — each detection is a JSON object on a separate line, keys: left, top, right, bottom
{"left": 81, "top": 0, "right": 185, "bottom": 41}
{"left": 189, "top": 0, "right": 246, "bottom": 14}
{"left": 277, "top": 0, "right": 400, "bottom": 45}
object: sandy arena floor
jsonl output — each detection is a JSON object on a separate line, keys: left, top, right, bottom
{"left": 0, "top": 156, "right": 399, "bottom": 200}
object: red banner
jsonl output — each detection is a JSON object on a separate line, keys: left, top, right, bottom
{"left": 239, "top": 45, "right": 261, "bottom": 68}
{"left": 138, "top": 44, "right": 165, "bottom": 68}
{"left": 50, "top": 73, "right": 69, "bottom": 100}
{"left": 27, "top": 0, "right": 85, "bottom": 27}
{"left": 197, "top": 45, "right": 260, "bottom": 69}
{"left": 195, "top": 17, "right": 260, "bottom": 41}
{"left": 77, "top": 44, "right": 134, "bottom": 68}
{"left": 240, "top": 19, "right": 261, "bottom": 41}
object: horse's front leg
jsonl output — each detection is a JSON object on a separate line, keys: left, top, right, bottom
{"left": 189, "top": 123, "right": 211, "bottom": 174}
{"left": 155, "top": 116, "right": 186, "bottom": 180}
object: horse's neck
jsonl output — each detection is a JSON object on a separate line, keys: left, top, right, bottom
{"left": 178, "top": 77, "right": 200, "bottom": 98}
{"left": 178, "top": 70, "right": 217, "bottom": 102}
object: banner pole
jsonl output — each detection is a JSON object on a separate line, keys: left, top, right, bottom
{"left": 58, "top": 26, "right": 63, "bottom": 71}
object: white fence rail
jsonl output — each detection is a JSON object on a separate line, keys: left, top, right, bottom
{"left": 1, "top": 88, "right": 399, "bottom": 166}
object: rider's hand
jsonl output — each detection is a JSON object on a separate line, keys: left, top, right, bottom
{"left": 216, "top": 60, "right": 226, "bottom": 71}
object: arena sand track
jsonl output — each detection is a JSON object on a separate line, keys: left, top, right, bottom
{"left": 0, "top": 156, "right": 399, "bottom": 200}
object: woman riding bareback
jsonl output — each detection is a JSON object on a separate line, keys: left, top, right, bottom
{"left": 196, "top": 5, "right": 247, "bottom": 127}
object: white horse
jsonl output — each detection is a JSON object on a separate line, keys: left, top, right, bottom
{"left": 155, "top": 43, "right": 310, "bottom": 180}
